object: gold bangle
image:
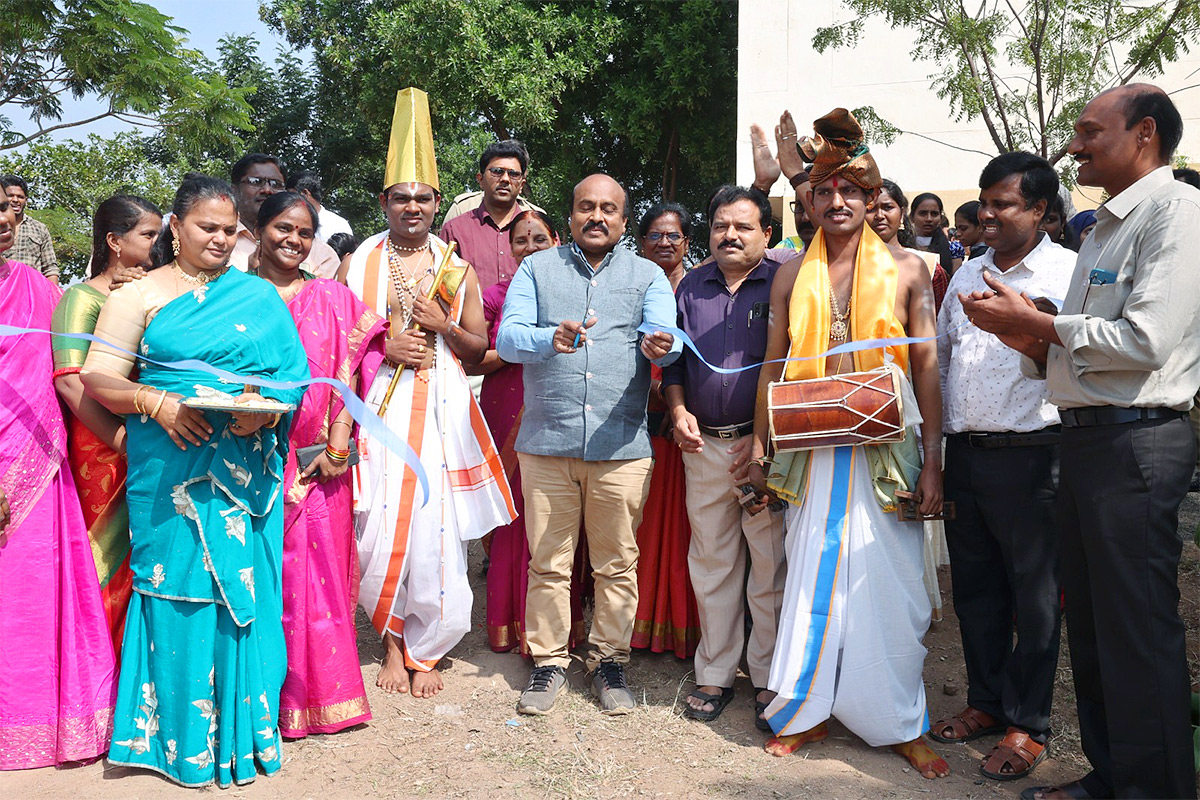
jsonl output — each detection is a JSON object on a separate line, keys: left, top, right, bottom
{"left": 150, "top": 389, "right": 168, "bottom": 419}
{"left": 133, "top": 385, "right": 149, "bottom": 416}
{"left": 330, "top": 419, "right": 352, "bottom": 430}
{"left": 265, "top": 412, "right": 281, "bottom": 429}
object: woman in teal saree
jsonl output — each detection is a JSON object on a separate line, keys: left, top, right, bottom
{"left": 82, "top": 176, "right": 309, "bottom": 787}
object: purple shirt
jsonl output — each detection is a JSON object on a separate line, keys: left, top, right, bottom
{"left": 662, "top": 250, "right": 792, "bottom": 428}
{"left": 440, "top": 205, "right": 519, "bottom": 291}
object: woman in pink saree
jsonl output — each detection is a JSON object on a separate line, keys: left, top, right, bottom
{"left": 252, "top": 192, "right": 387, "bottom": 736}
{"left": 0, "top": 194, "right": 116, "bottom": 769}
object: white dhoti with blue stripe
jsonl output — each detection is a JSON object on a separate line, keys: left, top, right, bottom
{"left": 764, "top": 445, "right": 930, "bottom": 746}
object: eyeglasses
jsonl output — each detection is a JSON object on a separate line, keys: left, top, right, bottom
{"left": 646, "top": 232, "right": 685, "bottom": 243}
{"left": 486, "top": 167, "right": 524, "bottom": 180}
{"left": 240, "top": 176, "right": 284, "bottom": 189}
{"left": 788, "top": 201, "right": 801, "bottom": 213}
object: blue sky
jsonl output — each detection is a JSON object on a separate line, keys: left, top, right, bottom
{"left": 16, "top": 1, "right": 288, "bottom": 145}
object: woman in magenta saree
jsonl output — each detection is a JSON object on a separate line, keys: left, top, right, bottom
{"left": 253, "top": 193, "right": 387, "bottom": 735}
{"left": 0, "top": 244, "right": 116, "bottom": 767}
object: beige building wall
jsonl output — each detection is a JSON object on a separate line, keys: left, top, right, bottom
{"left": 738, "top": 0, "right": 1200, "bottom": 236}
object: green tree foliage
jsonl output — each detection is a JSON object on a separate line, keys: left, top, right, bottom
{"left": 0, "top": 132, "right": 220, "bottom": 281}
{"left": 261, "top": 0, "right": 737, "bottom": 234}
{"left": 814, "top": 0, "right": 1200, "bottom": 165}
{"left": 0, "top": 0, "right": 254, "bottom": 155}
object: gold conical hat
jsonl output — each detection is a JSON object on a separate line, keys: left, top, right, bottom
{"left": 384, "top": 87, "right": 439, "bottom": 192}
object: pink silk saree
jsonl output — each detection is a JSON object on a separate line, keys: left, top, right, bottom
{"left": 278, "top": 278, "right": 386, "bottom": 737}
{"left": 0, "top": 260, "right": 115, "bottom": 768}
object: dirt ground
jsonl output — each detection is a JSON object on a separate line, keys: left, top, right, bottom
{"left": 9, "top": 497, "right": 1200, "bottom": 800}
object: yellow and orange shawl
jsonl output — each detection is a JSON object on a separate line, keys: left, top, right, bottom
{"left": 767, "top": 226, "right": 922, "bottom": 509}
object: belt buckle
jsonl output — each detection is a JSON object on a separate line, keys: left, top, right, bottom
{"left": 716, "top": 427, "right": 738, "bottom": 440}
{"left": 966, "top": 433, "right": 989, "bottom": 448}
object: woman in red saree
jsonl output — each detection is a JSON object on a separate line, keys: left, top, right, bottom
{"left": 630, "top": 203, "right": 700, "bottom": 659}
{"left": 51, "top": 195, "right": 162, "bottom": 662}
{"left": 252, "top": 192, "right": 387, "bottom": 736}
{"left": 473, "top": 211, "right": 592, "bottom": 653}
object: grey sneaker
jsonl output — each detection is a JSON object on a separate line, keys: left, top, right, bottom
{"left": 517, "top": 665, "right": 567, "bottom": 715}
{"left": 590, "top": 659, "right": 636, "bottom": 715}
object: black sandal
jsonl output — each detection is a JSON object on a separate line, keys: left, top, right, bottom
{"left": 684, "top": 687, "right": 734, "bottom": 722}
{"left": 754, "top": 686, "right": 773, "bottom": 732}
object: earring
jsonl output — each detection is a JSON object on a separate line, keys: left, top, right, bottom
{"left": 113, "top": 244, "right": 122, "bottom": 263}
{"left": 172, "top": 237, "right": 181, "bottom": 257}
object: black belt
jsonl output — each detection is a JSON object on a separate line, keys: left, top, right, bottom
{"left": 950, "top": 427, "right": 1061, "bottom": 449}
{"left": 698, "top": 421, "right": 754, "bottom": 440}
{"left": 1059, "top": 406, "right": 1186, "bottom": 428}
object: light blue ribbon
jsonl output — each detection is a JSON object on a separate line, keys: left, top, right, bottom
{"left": 3, "top": 324, "right": 430, "bottom": 504}
{"left": 637, "top": 321, "right": 959, "bottom": 375}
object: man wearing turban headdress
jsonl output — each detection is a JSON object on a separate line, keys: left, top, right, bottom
{"left": 745, "top": 109, "right": 950, "bottom": 778}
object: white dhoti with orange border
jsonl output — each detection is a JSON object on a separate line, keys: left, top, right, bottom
{"left": 347, "top": 232, "right": 516, "bottom": 671}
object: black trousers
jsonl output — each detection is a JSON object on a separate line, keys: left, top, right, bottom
{"left": 944, "top": 435, "right": 1061, "bottom": 741}
{"left": 1059, "top": 416, "right": 1196, "bottom": 799}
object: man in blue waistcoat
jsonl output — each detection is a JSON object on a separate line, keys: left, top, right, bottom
{"left": 497, "top": 173, "right": 682, "bottom": 716}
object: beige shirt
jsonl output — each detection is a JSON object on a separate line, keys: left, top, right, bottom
{"left": 229, "top": 221, "right": 341, "bottom": 279}
{"left": 1027, "top": 166, "right": 1200, "bottom": 411}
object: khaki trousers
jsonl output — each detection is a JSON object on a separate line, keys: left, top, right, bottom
{"left": 682, "top": 433, "right": 785, "bottom": 687}
{"left": 520, "top": 453, "right": 652, "bottom": 671}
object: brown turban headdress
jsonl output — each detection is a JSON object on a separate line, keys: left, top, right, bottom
{"left": 798, "top": 108, "right": 880, "bottom": 191}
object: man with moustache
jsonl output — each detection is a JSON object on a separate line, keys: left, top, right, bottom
{"left": 664, "top": 185, "right": 788, "bottom": 728}
{"left": 964, "top": 85, "right": 1200, "bottom": 800}
{"left": 228, "top": 153, "right": 340, "bottom": 278}
{"left": 930, "top": 152, "right": 1074, "bottom": 782}
{"left": 497, "top": 173, "right": 681, "bottom": 717}
{"left": 1, "top": 176, "right": 57, "bottom": 283}
{"left": 440, "top": 140, "right": 538, "bottom": 291}
{"left": 346, "top": 89, "right": 515, "bottom": 700}
{"left": 746, "top": 109, "right": 949, "bottom": 779}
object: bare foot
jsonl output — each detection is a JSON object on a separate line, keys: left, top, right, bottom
{"left": 376, "top": 633, "right": 409, "bottom": 694}
{"left": 765, "top": 721, "right": 829, "bottom": 757}
{"left": 410, "top": 668, "right": 444, "bottom": 698}
{"left": 891, "top": 738, "right": 951, "bottom": 779}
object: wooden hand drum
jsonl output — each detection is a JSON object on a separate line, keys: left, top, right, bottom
{"left": 768, "top": 367, "right": 906, "bottom": 452}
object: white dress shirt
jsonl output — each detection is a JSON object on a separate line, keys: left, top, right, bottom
{"left": 938, "top": 234, "right": 1076, "bottom": 433}
{"left": 1030, "top": 166, "right": 1200, "bottom": 410}
{"left": 316, "top": 206, "right": 353, "bottom": 241}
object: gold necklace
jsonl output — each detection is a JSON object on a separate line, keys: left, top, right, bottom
{"left": 174, "top": 261, "right": 226, "bottom": 285}
{"left": 385, "top": 239, "right": 432, "bottom": 325}
{"left": 828, "top": 283, "right": 851, "bottom": 343}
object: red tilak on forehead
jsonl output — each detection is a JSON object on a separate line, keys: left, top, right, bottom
{"left": 832, "top": 176, "right": 839, "bottom": 189}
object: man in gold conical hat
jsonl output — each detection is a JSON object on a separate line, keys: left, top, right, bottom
{"left": 345, "top": 87, "right": 516, "bottom": 698}
{"left": 744, "top": 109, "right": 950, "bottom": 779}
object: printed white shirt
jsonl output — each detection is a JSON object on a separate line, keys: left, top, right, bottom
{"left": 938, "top": 234, "right": 1076, "bottom": 433}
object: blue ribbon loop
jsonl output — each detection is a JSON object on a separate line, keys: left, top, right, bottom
{"left": 637, "top": 321, "right": 960, "bottom": 375}
{"left": 3, "top": 324, "right": 430, "bottom": 505}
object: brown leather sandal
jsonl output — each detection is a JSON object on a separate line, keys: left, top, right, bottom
{"left": 980, "top": 728, "right": 1047, "bottom": 781}
{"left": 928, "top": 706, "right": 1005, "bottom": 743}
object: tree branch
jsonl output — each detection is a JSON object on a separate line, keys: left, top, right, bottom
{"left": 0, "top": 109, "right": 119, "bottom": 151}
{"left": 1120, "top": 0, "right": 1190, "bottom": 85}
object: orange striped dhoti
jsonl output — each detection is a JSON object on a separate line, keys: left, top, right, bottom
{"left": 348, "top": 232, "right": 516, "bottom": 671}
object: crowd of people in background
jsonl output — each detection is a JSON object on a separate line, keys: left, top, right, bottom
{"left": 1, "top": 81, "right": 1199, "bottom": 800}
